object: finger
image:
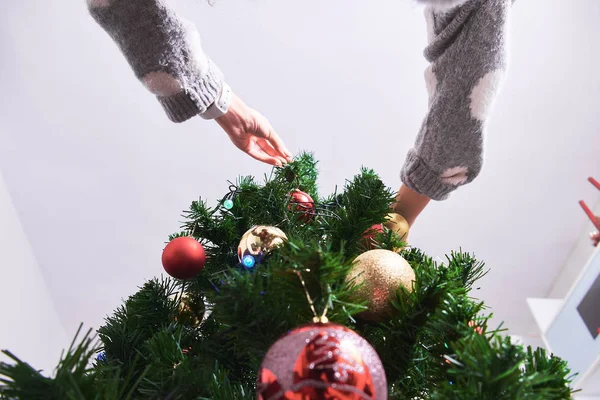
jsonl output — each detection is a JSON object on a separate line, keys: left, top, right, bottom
{"left": 257, "top": 138, "right": 288, "bottom": 165}
{"left": 246, "top": 143, "right": 282, "bottom": 167}
{"left": 579, "top": 201, "right": 600, "bottom": 230}
{"left": 589, "top": 177, "right": 600, "bottom": 191}
{"left": 267, "top": 129, "right": 293, "bottom": 162}
{"left": 253, "top": 115, "right": 293, "bottom": 161}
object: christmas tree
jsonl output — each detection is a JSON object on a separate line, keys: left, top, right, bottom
{"left": 0, "top": 153, "right": 576, "bottom": 399}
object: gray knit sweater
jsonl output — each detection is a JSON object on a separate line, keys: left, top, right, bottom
{"left": 87, "top": 0, "right": 512, "bottom": 201}
{"left": 405, "top": 0, "right": 512, "bottom": 200}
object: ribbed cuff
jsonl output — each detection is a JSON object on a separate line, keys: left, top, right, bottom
{"left": 400, "top": 151, "right": 452, "bottom": 201}
{"left": 157, "top": 91, "right": 200, "bottom": 123}
{"left": 156, "top": 59, "right": 224, "bottom": 123}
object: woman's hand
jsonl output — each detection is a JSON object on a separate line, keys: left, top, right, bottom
{"left": 216, "top": 94, "right": 292, "bottom": 166}
{"left": 590, "top": 215, "right": 600, "bottom": 247}
{"left": 591, "top": 231, "right": 600, "bottom": 247}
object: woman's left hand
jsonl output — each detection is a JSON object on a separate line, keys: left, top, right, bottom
{"left": 216, "top": 94, "right": 292, "bottom": 166}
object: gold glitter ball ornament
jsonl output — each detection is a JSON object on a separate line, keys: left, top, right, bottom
{"left": 346, "top": 249, "right": 415, "bottom": 321}
{"left": 237, "top": 225, "right": 288, "bottom": 264}
{"left": 384, "top": 213, "right": 410, "bottom": 243}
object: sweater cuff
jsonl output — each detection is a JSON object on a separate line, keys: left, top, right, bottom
{"left": 156, "top": 59, "right": 224, "bottom": 123}
{"left": 400, "top": 151, "right": 452, "bottom": 201}
{"left": 157, "top": 92, "right": 200, "bottom": 123}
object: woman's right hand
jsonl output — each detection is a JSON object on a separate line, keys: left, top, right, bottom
{"left": 591, "top": 216, "right": 600, "bottom": 247}
{"left": 216, "top": 94, "right": 292, "bottom": 167}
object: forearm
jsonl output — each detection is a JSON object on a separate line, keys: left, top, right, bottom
{"left": 401, "top": 0, "right": 511, "bottom": 200}
{"left": 87, "top": 0, "right": 224, "bottom": 122}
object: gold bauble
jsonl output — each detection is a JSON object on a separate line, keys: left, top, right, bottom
{"left": 346, "top": 249, "right": 415, "bottom": 321}
{"left": 237, "top": 225, "right": 288, "bottom": 263}
{"left": 173, "top": 293, "right": 204, "bottom": 327}
{"left": 384, "top": 213, "right": 410, "bottom": 242}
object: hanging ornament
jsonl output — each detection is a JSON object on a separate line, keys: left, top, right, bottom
{"left": 256, "top": 322, "right": 387, "bottom": 400}
{"left": 360, "top": 223, "right": 384, "bottom": 250}
{"left": 161, "top": 237, "right": 206, "bottom": 280}
{"left": 174, "top": 293, "right": 204, "bottom": 327}
{"left": 238, "top": 225, "right": 288, "bottom": 265}
{"left": 345, "top": 249, "right": 415, "bottom": 322}
{"left": 283, "top": 166, "right": 297, "bottom": 183}
{"left": 384, "top": 213, "right": 410, "bottom": 243}
{"left": 288, "top": 189, "right": 315, "bottom": 222}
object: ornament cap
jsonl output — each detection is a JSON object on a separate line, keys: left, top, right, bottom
{"left": 312, "top": 316, "right": 329, "bottom": 324}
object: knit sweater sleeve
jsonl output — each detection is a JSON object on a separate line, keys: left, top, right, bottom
{"left": 401, "top": 0, "right": 511, "bottom": 201}
{"left": 87, "top": 0, "right": 224, "bottom": 123}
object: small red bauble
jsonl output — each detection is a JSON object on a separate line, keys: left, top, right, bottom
{"left": 288, "top": 189, "right": 315, "bottom": 222}
{"left": 161, "top": 237, "right": 206, "bottom": 280}
{"left": 361, "top": 224, "right": 384, "bottom": 250}
{"left": 256, "top": 323, "right": 387, "bottom": 400}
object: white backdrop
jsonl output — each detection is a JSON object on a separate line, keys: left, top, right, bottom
{"left": 1, "top": 0, "right": 599, "bottom": 372}
{"left": 0, "top": 172, "right": 68, "bottom": 373}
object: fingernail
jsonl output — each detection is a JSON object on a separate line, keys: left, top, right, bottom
{"left": 591, "top": 231, "right": 599, "bottom": 238}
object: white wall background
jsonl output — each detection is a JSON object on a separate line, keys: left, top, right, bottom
{"left": 0, "top": 0, "right": 599, "bottom": 378}
{"left": 0, "top": 171, "right": 68, "bottom": 373}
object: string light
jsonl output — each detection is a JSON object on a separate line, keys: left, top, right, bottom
{"left": 242, "top": 255, "right": 256, "bottom": 269}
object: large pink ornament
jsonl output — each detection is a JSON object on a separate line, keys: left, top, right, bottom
{"left": 256, "top": 323, "right": 387, "bottom": 400}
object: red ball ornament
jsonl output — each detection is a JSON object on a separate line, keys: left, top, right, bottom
{"left": 161, "top": 237, "right": 206, "bottom": 280}
{"left": 360, "top": 224, "right": 384, "bottom": 250}
{"left": 288, "top": 189, "right": 315, "bottom": 222}
{"left": 257, "top": 323, "right": 387, "bottom": 400}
